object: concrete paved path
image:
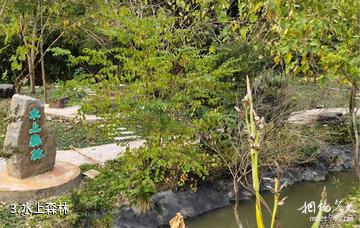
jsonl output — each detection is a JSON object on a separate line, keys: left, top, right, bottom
{"left": 0, "top": 139, "right": 146, "bottom": 169}
{"left": 56, "top": 140, "right": 145, "bottom": 165}
{"left": 45, "top": 105, "right": 102, "bottom": 122}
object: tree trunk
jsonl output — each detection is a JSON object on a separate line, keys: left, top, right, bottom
{"left": 0, "top": 0, "right": 8, "bottom": 18}
{"left": 29, "top": 36, "right": 36, "bottom": 94}
{"left": 27, "top": 55, "right": 35, "bottom": 93}
{"left": 14, "top": 71, "right": 22, "bottom": 94}
{"left": 352, "top": 108, "right": 360, "bottom": 180}
{"left": 349, "top": 82, "right": 360, "bottom": 180}
{"left": 349, "top": 85, "right": 356, "bottom": 115}
{"left": 29, "top": 1, "right": 40, "bottom": 94}
{"left": 233, "top": 178, "right": 243, "bottom": 228}
{"left": 40, "top": 3, "right": 47, "bottom": 103}
{"left": 40, "top": 42, "right": 47, "bottom": 102}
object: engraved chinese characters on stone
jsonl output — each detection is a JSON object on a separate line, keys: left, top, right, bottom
{"left": 29, "top": 122, "right": 42, "bottom": 134}
{"left": 29, "top": 134, "right": 43, "bottom": 148}
{"left": 29, "top": 107, "right": 41, "bottom": 121}
{"left": 3, "top": 95, "right": 56, "bottom": 179}
{"left": 28, "top": 107, "right": 45, "bottom": 161}
{"left": 30, "top": 148, "right": 45, "bottom": 161}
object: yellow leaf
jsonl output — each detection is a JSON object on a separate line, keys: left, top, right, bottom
{"left": 209, "top": 45, "right": 216, "bottom": 54}
{"left": 231, "top": 22, "right": 239, "bottom": 32}
{"left": 285, "top": 52, "right": 292, "bottom": 64}
{"left": 301, "top": 55, "right": 307, "bottom": 65}
{"left": 240, "top": 27, "right": 247, "bottom": 40}
{"left": 255, "top": 2, "right": 262, "bottom": 12}
{"left": 294, "top": 66, "right": 301, "bottom": 75}
{"left": 274, "top": 55, "right": 281, "bottom": 65}
{"left": 284, "top": 28, "right": 289, "bottom": 35}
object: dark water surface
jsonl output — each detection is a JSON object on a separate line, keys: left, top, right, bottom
{"left": 187, "top": 171, "right": 359, "bottom": 228}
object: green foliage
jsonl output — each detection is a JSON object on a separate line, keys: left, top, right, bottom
{"left": 50, "top": 47, "right": 72, "bottom": 57}
{"left": 79, "top": 163, "right": 99, "bottom": 173}
{"left": 59, "top": 6, "right": 273, "bottom": 213}
{"left": 0, "top": 203, "right": 27, "bottom": 228}
{"left": 0, "top": 146, "right": 22, "bottom": 159}
{"left": 315, "top": 121, "right": 352, "bottom": 146}
{"left": 0, "top": 70, "right": 9, "bottom": 83}
{"left": 269, "top": 0, "right": 360, "bottom": 84}
{"left": 77, "top": 139, "right": 218, "bottom": 213}
{"left": 9, "top": 45, "right": 28, "bottom": 72}
{"left": 50, "top": 1, "right": 360, "bottom": 216}
{"left": 0, "top": 0, "right": 101, "bottom": 89}
{"left": 64, "top": 4, "right": 274, "bottom": 143}
{"left": 51, "top": 77, "right": 90, "bottom": 103}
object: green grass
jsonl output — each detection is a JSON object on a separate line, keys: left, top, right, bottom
{"left": 0, "top": 99, "right": 10, "bottom": 149}
{"left": 0, "top": 202, "right": 28, "bottom": 227}
{"left": 289, "top": 80, "right": 349, "bottom": 111}
{"left": 48, "top": 121, "right": 112, "bottom": 150}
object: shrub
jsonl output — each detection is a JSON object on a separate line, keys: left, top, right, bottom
{"left": 77, "top": 138, "right": 218, "bottom": 213}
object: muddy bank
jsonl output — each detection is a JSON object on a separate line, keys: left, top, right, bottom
{"left": 113, "top": 144, "right": 354, "bottom": 228}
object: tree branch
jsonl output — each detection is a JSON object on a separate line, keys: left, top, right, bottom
{"left": 0, "top": 0, "right": 8, "bottom": 18}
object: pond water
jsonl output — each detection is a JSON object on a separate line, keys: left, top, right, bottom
{"left": 188, "top": 171, "right": 359, "bottom": 228}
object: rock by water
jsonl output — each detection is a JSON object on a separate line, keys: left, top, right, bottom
{"left": 114, "top": 144, "right": 354, "bottom": 228}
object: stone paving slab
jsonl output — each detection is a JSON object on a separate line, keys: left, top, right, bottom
{"left": 0, "top": 159, "right": 5, "bottom": 171}
{"left": 56, "top": 150, "right": 96, "bottom": 166}
{"left": 1, "top": 140, "right": 146, "bottom": 168}
{"left": 114, "top": 135, "right": 139, "bottom": 141}
{"left": 115, "top": 131, "right": 134, "bottom": 135}
{"left": 76, "top": 140, "right": 145, "bottom": 165}
{"left": 45, "top": 105, "right": 102, "bottom": 122}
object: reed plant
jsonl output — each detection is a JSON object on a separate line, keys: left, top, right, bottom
{"left": 240, "top": 76, "right": 288, "bottom": 228}
{"left": 241, "top": 76, "right": 265, "bottom": 228}
{"left": 311, "top": 187, "right": 327, "bottom": 228}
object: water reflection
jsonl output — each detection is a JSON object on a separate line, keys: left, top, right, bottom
{"left": 188, "top": 171, "right": 358, "bottom": 228}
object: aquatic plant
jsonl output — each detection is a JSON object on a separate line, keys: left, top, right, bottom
{"left": 241, "top": 77, "right": 288, "bottom": 228}
{"left": 241, "top": 76, "right": 265, "bottom": 228}
{"left": 311, "top": 187, "right": 327, "bottom": 228}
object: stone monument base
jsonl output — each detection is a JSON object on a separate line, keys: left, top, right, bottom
{"left": 0, "top": 161, "right": 81, "bottom": 202}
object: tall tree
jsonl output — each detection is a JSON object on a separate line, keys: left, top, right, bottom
{"left": 0, "top": 0, "right": 95, "bottom": 101}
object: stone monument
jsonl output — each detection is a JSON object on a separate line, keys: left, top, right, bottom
{"left": 0, "top": 95, "right": 81, "bottom": 202}
{"left": 4, "top": 95, "right": 56, "bottom": 178}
